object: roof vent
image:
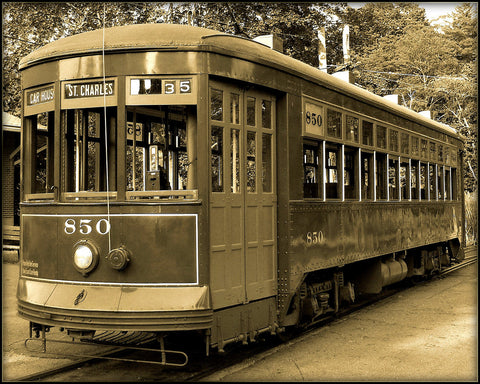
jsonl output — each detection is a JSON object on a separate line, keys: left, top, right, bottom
{"left": 419, "top": 111, "right": 432, "bottom": 119}
{"left": 253, "top": 34, "right": 283, "bottom": 53}
{"left": 383, "top": 94, "right": 399, "bottom": 104}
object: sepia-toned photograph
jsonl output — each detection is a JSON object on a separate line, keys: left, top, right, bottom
{"left": 2, "top": 2, "right": 477, "bottom": 381}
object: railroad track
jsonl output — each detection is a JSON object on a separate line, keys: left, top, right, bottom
{"left": 12, "top": 246, "right": 477, "bottom": 382}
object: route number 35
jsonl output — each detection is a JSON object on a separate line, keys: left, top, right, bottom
{"left": 64, "top": 218, "right": 111, "bottom": 235}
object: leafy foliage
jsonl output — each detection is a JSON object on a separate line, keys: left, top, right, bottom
{"left": 2, "top": 2, "right": 477, "bottom": 191}
{"left": 343, "top": 3, "right": 477, "bottom": 192}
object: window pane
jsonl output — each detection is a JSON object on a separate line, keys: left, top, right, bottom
{"left": 346, "top": 115, "right": 359, "bottom": 142}
{"left": 411, "top": 162, "right": 418, "bottom": 199}
{"left": 230, "top": 93, "right": 240, "bottom": 124}
{"left": 389, "top": 158, "right": 398, "bottom": 200}
{"left": 401, "top": 133, "right": 409, "bottom": 154}
{"left": 65, "top": 108, "right": 116, "bottom": 193}
{"left": 420, "top": 163, "right": 427, "bottom": 199}
{"left": 247, "top": 131, "right": 256, "bottom": 192}
{"left": 362, "top": 121, "right": 373, "bottom": 146}
{"left": 126, "top": 146, "right": 145, "bottom": 191}
{"left": 344, "top": 148, "right": 357, "bottom": 199}
{"left": 430, "top": 142, "right": 436, "bottom": 161}
{"left": 445, "top": 168, "right": 451, "bottom": 200}
{"left": 400, "top": 162, "right": 408, "bottom": 199}
{"left": 361, "top": 152, "right": 374, "bottom": 200}
{"left": 211, "top": 126, "right": 223, "bottom": 192}
{"left": 327, "top": 109, "right": 342, "bottom": 138}
{"left": 231, "top": 129, "right": 240, "bottom": 193}
{"left": 326, "top": 146, "right": 340, "bottom": 198}
{"left": 411, "top": 137, "right": 419, "bottom": 156}
{"left": 262, "top": 133, "right": 272, "bottom": 192}
{"left": 438, "top": 144, "right": 443, "bottom": 162}
{"left": 421, "top": 139, "right": 428, "bottom": 158}
{"left": 247, "top": 97, "right": 256, "bottom": 126}
{"left": 262, "top": 100, "right": 272, "bottom": 128}
{"left": 389, "top": 129, "right": 398, "bottom": 152}
{"left": 304, "top": 144, "right": 319, "bottom": 198}
{"left": 429, "top": 164, "right": 436, "bottom": 199}
{"left": 30, "top": 112, "right": 51, "bottom": 194}
{"left": 376, "top": 153, "right": 387, "bottom": 200}
{"left": 376, "top": 125, "right": 387, "bottom": 149}
{"left": 438, "top": 166, "right": 444, "bottom": 199}
{"left": 211, "top": 89, "right": 223, "bottom": 121}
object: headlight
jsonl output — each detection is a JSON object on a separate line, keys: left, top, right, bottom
{"left": 73, "top": 241, "right": 99, "bottom": 276}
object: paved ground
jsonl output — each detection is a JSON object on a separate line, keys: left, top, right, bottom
{"left": 2, "top": 260, "right": 478, "bottom": 382}
{"left": 202, "top": 263, "right": 478, "bottom": 382}
{"left": 2, "top": 262, "right": 113, "bottom": 381}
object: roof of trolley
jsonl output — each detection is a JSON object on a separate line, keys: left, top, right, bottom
{"left": 20, "top": 23, "right": 458, "bottom": 138}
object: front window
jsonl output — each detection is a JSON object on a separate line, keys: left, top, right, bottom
{"left": 126, "top": 106, "right": 195, "bottom": 195}
{"left": 63, "top": 107, "right": 116, "bottom": 194}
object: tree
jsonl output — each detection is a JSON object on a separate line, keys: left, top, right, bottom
{"left": 342, "top": 3, "right": 477, "bottom": 192}
{"left": 3, "top": 2, "right": 346, "bottom": 117}
{"left": 340, "top": 2, "right": 428, "bottom": 61}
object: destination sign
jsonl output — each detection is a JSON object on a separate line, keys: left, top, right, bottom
{"left": 64, "top": 81, "right": 114, "bottom": 99}
{"left": 26, "top": 86, "right": 54, "bottom": 106}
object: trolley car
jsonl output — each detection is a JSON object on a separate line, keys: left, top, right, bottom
{"left": 17, "top": 23, "right": 465, "bottom": 361}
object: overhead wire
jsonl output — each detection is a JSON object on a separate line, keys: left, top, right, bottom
{"left": 102, "top": 3, "right": 112, "bottom": 252}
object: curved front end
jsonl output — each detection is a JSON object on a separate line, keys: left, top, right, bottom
{"left": 18, "top": 208, "right": 212, "bottom": 333}
{"left": 17, "top": 279, "right": 212, "bottom": 331}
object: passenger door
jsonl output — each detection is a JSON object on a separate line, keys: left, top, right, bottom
{"left": 209, "top": 81, "right": 277, "bottom": 309}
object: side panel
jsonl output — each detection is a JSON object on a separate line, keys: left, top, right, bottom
{"left": 288, "top": 201, "right": 463, "bottom": 275}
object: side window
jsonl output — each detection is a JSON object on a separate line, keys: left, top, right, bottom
{"left": 411, "top": 160, "right": 419, "bottom": 200}
{"left": 376, "top": 153, "right": 387, "bottom": 200}
{"left": 362, "top": 121, "right": 373, "bottom": 146}
{"left": 445, "top": 167, "right": 451, "bottom": 200}
{"left": 420, "top": 139, "right": 428, "bottom": 159}
{"left": 344, "top": 146, "right": 358, "bottom": 199}
{"left": 325, "top": 144, "right": 341, "bottom": 199}
{"left": 327, "top": 109, "right": 342, "bottom": 139}
{"left": 430, "top": 142, "right": 436, "bottom": 162}
{"left": 401, "top": 133, "right": 409, "bottom": 155}
{"left": 429, "top": 163, "right": 437, "bottom": 200}
{"left": 451, "top": 168, "right": 458, "bottom": 200}
{"left": 389, "top": 129, "right": 399, "bottom": 152}
{"left": 411, "top": 137, "right": 419, "bottom": 157}
{"left": 438, "top": 165, "right": 444, "bottom": 200}
{"left": 420, "top": 163, "right": 427, "bottom": 200}
{"left": 361, "top": 151, "right": 374, "bottom": 200}
{"left": 303, "top": 143, "right": 320, "bottom": 198}
{"left": 346, "top": 115, "right": 359, "bottom": 143}
{"left": 400, "top": 161, "right": 408, "bottom": 200}
{"left": 388, "top": 157, "right": 399, "bottom": 200}
{"left": 376, "top": 125, "right": 387, "bottom": 149}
